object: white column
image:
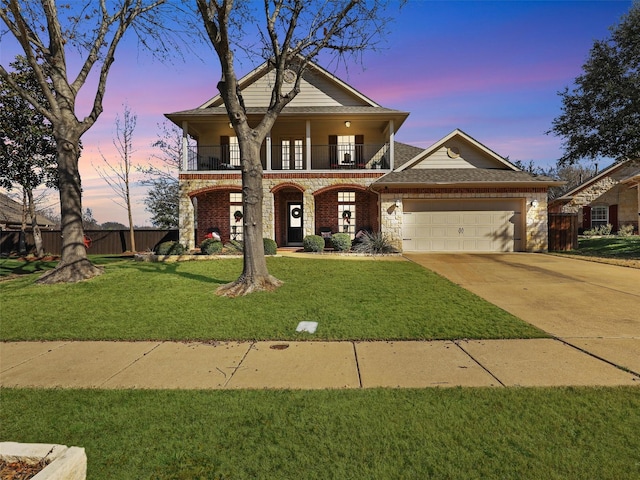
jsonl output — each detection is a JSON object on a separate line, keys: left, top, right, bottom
{"left": 266, "top": 131, "right": 272, "bottom": 171}
{"left": 388, "top": 120, "right": 395, "bottom": 170}
{"left": 306, "top": 120, "right": 312, "bottom": 170}
{"left": 181, "top": 121, "right": 189, "bottom": 171}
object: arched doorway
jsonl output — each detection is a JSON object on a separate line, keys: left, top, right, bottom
{"left": 273, "top": 185, "right": 305, "bottom": 247}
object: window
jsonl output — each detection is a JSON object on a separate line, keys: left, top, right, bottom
{"left": 282, "top": 139, "right": 304, "bottom": 170}
{"left": 591, "top": 206, "right": 608, "bottom": 228}
{"left": 230, "top": 192, "right": 243, "bottom": 241}
{"left": 338, "top": 191, "right": 356, "bottom": 238}
{"left": 229, "top": 136, "right": 240, "bottom": 166}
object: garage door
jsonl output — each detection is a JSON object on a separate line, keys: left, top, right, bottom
{"left": 402, "top": 200, "right": 522, "bottom": 252}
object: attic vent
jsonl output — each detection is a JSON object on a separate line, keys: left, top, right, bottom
{"left": 447, "top": 146, "right": 461, "bottom": 158}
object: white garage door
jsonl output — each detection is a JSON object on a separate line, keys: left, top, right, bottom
{"left": 402, "top": 200, "right": 522, "bottom": 252}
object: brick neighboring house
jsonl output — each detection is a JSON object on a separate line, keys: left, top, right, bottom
{"left": 166, "top": 60, "right": 561, "bottom": 252}
{"left": 549, "top": 159, "right": 640, "bottom": 234}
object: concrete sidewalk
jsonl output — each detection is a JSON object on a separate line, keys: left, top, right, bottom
{"left": 1, "top": 339, "right": 638, "bottom": 390}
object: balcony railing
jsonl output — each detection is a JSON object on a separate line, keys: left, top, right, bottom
{"left": 185, "top": 143, "right": 390, "bottom": 172}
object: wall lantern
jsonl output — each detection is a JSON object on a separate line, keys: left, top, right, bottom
{"left": 344, "top": 121, "right": 351, "bottom": 128}
{"left": 531, "top": 199, "right": 539, "bottom": 208}
{"left": 228, "top": 122, "right": 233, "bottom": 129}
{"left": 395, "top": 199, "right": 402, "bottom": 208}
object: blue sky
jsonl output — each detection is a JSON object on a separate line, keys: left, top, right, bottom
{"left": 0, "top": 0, "right": 634, "bottom": 225}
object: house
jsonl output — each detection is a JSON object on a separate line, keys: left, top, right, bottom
{"left": 0, "top": 192, "right": 57, "bottom": 231}
{"left": 166, "top": 60, "right": 560, "bottom": 253}
{"left": 549, "top": 159, "right": 640, "bottom": 234}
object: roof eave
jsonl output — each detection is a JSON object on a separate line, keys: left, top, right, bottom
{"left": 371, "top": 180, "right": 564, "bottom": 190}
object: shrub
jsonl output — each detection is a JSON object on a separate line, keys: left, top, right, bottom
{"left": 331, "top": 233, "right": 352, "bottom": 252}
{"left": 618, "top": 224, "right": 635, "bottom": 237}
{"left": 225, "top": 240, "right": 244, "bottom": 253}
{"left": 352, "top": 231, "right": 398, "bottom": 254}
{"left": 583, "top": 223, "right": 613, "bottom": 237}
{"left": 303, "top": 235, "right": 325, "bottom": 252}
{"left": 155, "top": 241, "right": 185, "bottom": 255}
{"left": 263, "top": 238, "right": 278, "bottom": 255}
{"left": 200, "top": 239, "right": 223, "bottom": 255}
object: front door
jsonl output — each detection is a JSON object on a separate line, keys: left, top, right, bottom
{"left": 287, "top": 202, "right": 304, "bottom": 245}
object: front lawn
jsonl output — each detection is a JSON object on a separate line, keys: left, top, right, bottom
{"left": 565, "top": 236, "right": 640, "bottom": 260}
{"left": 1, "top": 387, "right": 638, "bottom": 479}
{"left": 0, "top": 256, "right": 545, "bottom": 341}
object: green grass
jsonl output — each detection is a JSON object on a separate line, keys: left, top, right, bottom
{"left": 1, "top": 387, "right": 638, "bottom": 479}
{"left": 0, "top": 256, "right": 545, "bottom": 341}
{"left": 0, "top": 254, "right": 129, "bottom": 277}
{"left": 561, "top": 236, "right": 640, "bottom": 259}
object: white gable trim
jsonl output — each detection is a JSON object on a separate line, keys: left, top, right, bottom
{"left": 197, "top": 59, "right": 381, "bottom": 110}
{"left": 395, "top": 129, "right": 519, "bottom": 172}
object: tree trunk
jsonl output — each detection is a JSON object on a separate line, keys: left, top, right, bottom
{"left": 27, "top": 188, "right": 44, "bottom": 257}
{"left": 216, "top": 142, "right": 282, "bottom": 297}
{"left": 37, "top": 128, "right": 103, "bottom": 284}
{"left": 127, "top": 187, "right": 136, "bottom": 252}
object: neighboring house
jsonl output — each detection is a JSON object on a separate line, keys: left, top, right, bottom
{"left": 0, "top": 192, "right": 56, "bottom": 231}
{"left": 166, "top": 60, "right": 560, "bottom": 253}
{"left": 549, "top": 159, "right": 640, "bottom": 234}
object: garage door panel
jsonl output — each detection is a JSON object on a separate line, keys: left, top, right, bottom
{"left": 403, "top": 206, "right": 522, "bottom": 252}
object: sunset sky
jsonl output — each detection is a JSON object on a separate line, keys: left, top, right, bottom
{"left": 0, "top": 0, "right": 634, "bottom": 226}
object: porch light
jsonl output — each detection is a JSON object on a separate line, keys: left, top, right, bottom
{"left": 344, "top": 121, "right": 351, "bottom": 128}
{"left": 531, "top": 199, "right": 539, "bottom": 208}
{"left": 395, "top": 199, "right": 401, "bottom": 208}
{"left": 228, "top": 122, "right": 233, "bottom": 129}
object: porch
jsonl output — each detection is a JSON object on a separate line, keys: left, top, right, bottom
{"left": 185, "top": 143, "right": 391, "bottom": 172}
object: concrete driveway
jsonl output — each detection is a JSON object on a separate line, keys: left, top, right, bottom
{"left": 404, "top": 253, "right": 640, "bottom": 374}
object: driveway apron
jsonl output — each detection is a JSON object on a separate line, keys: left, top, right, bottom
{"left": 404, "top": 253, "right": 640, "bottom": 375}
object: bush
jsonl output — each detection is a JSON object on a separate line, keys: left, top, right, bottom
{"left": 155, "top": 241, "right": 185, "bottom": 255}
{"left": 618, "top": 224, "right": 635, "bottom": 237}
{"left": 583, "top": 223, "right": 613, "bottom": 237}
{"left": 200, "top": 239, "right": 223, "bottom": 255}
{"left": 331, "top": 233, "right": 352, "bottom": 252}
{"left": 303, "top": 235, "right": 325, "bottom": 252}
{"left": 225, "top": 240, "right": 244, "bottom": 253}
{"left": 352, "top": 231, "right": 398, "bottom": 254}
{"left": 263, "top": 238, "right": 278, "bottom": 255}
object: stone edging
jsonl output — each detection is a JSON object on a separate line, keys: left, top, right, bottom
{"left": 0, "top": 442, "right": 86, "bottom": 480}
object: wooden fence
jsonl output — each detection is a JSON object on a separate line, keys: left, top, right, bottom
{"left": 0, "top": 229, "right": 178, "bottom": 256}
{"left": 548, "top": 213, "right": 578, "bottom": 251}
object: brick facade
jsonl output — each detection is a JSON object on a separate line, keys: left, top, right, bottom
{"left": 178, "top": 173, "right": 383, "bottom": 249}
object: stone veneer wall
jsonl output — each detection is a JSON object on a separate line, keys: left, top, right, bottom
{"left": 178, "top": 172, "right": 382, "bottom": 249}
{"left": 560, "top": 174, "right": 639, "bottom": 231}
{"left": 179, "top": 174, "right": 551, "bottom": 251}
{"left": 380, "top": 188, "right": 549, "bottom": 252}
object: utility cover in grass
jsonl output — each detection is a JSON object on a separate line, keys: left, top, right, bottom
{"left": 296, "top": 321, "right": 318, "bottom": 334}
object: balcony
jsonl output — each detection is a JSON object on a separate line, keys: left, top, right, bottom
{"left": 185, "top": 143, "right": 391, "bottom": 172}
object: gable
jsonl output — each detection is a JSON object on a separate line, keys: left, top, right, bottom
{"left": 397, "top": 129, "right": 517, "bottom": 172}
{"left": 203, "top": 60, "right": 377, "bottom": 110}
{"left": 555, "top": 159, "right": 640, "bottom": 200}
{"left": 239, "top": 69, "right": 369, "bottom": 108}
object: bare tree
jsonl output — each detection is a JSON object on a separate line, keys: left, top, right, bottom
{"left": 195, "top": 0, "right": 397, "bottom": 296}
{"left": 138, "top": 120, "right": 182, "bottom": 228}
{"left": 0, "top": 0, "right": 189, "bottom": 283}
{"left": 95, "top": 104, "right": 138, "bottom": 252}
